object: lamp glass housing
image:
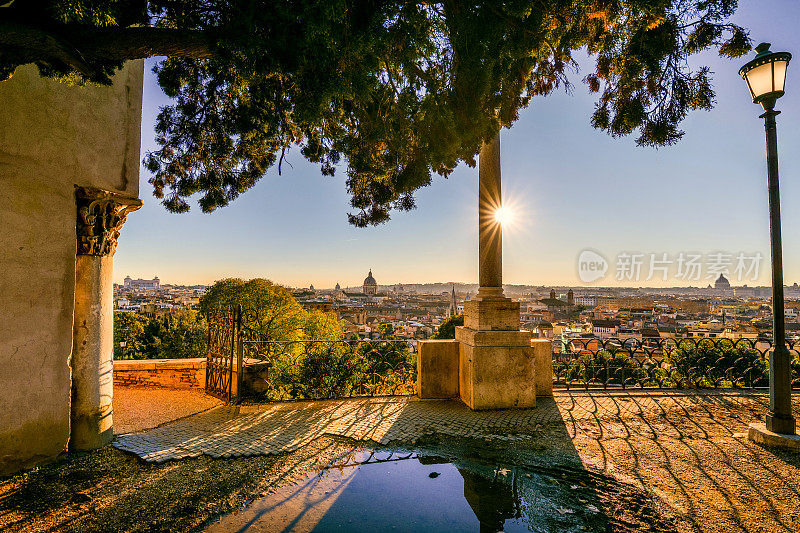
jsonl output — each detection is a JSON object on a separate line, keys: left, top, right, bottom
{"left": 740, "top": 44, "right": 791, "bottom": 107}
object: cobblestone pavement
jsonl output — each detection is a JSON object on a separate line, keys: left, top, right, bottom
{"left": 113, "top": 390, "right": 766, "bottom": 462}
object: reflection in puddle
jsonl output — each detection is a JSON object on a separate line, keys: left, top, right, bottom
{"left": 460, "top": 467, "right": 520, "bottom": 532}
{"left": 206, "top": 449, "right": 615, "bottom": 532}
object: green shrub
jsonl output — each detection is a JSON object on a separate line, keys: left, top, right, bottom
{"left": 665, "top": 339, "right": 767, "bottom": 388}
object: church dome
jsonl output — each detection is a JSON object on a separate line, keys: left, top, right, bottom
{"left": 715, "top": 274, "right": 731, "bottom": 289}
{"left": 363, "top": 270, "right": 377, "bottom": 295}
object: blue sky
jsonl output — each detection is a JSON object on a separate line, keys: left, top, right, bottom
{"left": 115, "top": 0, "right": 800, "bottom": 289}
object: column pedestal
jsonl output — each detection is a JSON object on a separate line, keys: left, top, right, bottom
{"left": 463, "top": 296, "right": 521, "bottom": 331}
{"left": 456, "top": 298, "right": 535, "bottom": 410}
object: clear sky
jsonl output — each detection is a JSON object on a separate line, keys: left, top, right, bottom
{"left": 115, "top": 0, "right": 800, "bottom": 289}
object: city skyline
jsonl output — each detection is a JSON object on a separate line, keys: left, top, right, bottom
{"left": 115, "top": 0, "right": 800, "bottom": 289}
{"left": 116, "top": 271, "right": 798, "bottom": 291}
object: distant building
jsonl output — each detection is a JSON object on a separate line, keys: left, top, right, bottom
{"left": 363, "top": 270, "right": 378, "bottom": 296}
{"left": 715, "top": 274, "right": 731, "bottom": 290}
{"left": 335, "top": 282, "right": 341, "bottom": 290}
{"left": 591, "top": 319, "right": 621, "bottom": 338}
{"left": 540, "top": 288, "right": 571, "bottom": 315}
{"left": 123, "top": 275, "right": 160, "bottom": 290}
{"left": 533, "top": 321, "right": 554, "bottom": 339}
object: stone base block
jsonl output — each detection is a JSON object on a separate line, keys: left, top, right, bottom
{"left": 532, "top": 339, "right": 553, "bottom": 397}
{"left": 417, "top": 340, "right": 460, "bottom": 399}
{"left": 748, "top": 422, "right": 800, "bottom": 451}
{"left": 456, "top": 326, "right": 535, "bottom": 410}
{"left": 463, "top": 298, "right": 521, "bottom": 331}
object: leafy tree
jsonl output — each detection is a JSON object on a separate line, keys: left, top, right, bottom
{"left": 200, "top": 278, "right": 307, "bottom": 340}
{"left": 302, "top": 308, "right": 345, "bottom": 341}
{"left": 433, "top": 314, "right": 464, "bottom": 339}
{"left": 157, "top": 312, "right": 208, "bottom": 358}
{"left": 563, "top": 349, "right": 638, "bottom": 386}
{"left": 2, "top": 1, "right": 751, "bottom": 225}
{"left": 113, "top": 312, "right": 149, "bottom": 359}
{"left": 289, "top": 343, "right": 364, "bottom": 399}
{"left": 200, "top": 277, "right": 343, "bottom": 342}
{"left": 666, "top": 338, "right": 767, "bottom": 388}
{"left": 113, "top": 310, "right": 208, "bottom": 359}
{"left": 266, "top": 339, "right": 414, "bottom": 400}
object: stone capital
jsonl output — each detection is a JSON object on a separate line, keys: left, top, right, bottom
{"left": 75, "top": 186, "right": 142, "bottom": 256}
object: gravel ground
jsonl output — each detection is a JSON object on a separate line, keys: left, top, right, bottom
{"left": 0, "top": 390, "right": 798, "bottom": 532}
{"left": 0, "top": 438, "right": 360, "bottom": 532}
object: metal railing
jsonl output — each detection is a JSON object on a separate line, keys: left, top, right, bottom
{"left": 552, "top": 336, "right": 800, "bottom": 390}
{"left": 209, "top": 305, "right": 800, "bottom": 400}
{"left": 240, "top": 336, "right": 416, "bottom": 401}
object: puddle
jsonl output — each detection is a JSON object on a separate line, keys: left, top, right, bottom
{"left": 205, "top": 447, "right": 677, "bottom": 532}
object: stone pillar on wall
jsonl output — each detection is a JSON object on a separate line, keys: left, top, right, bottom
{"left": 70, "top": 187, "right": 141, "bottom": 450}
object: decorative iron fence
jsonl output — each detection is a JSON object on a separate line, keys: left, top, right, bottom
{"left": 206, "top": 306, "right": 416, "bottom": 402}
{"left": 552, "top": 337, "right": 800, "bottom": 390}
{"left": 208, "top": 305, "right": 800, "bottom": 400}
{"left": 240, "top": 337, "right": 416, "bottom": 401}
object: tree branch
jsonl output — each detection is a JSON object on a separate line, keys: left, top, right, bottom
{"left": 0, "top": 21, "right": 95, "bottom": 77}
{"left": 77, "top": 26, "right": 215, "bottom": 61}
{"left": 0, "top": 22, "right": 215, "bottom": 67}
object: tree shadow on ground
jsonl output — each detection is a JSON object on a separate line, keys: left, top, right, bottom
{"left": 555, "top": 390, "right": 800, "bottom": 533}
{"left": 205, "top": 395, "right": 694, "bottom": 532}
{"left": 2, "top": 390, "right": 798, "bottom": 532}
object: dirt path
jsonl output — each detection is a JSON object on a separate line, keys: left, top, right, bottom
{"left": 114, "top": 386, "right": 222, "bottom": 434}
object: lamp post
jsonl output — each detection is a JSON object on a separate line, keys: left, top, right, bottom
{"left": 740, "top": 42, "right": 795, "bottom": 435}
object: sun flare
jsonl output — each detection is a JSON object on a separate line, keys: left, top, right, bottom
{"left": 494, "top": 206, "right": 514, "bottom": 226}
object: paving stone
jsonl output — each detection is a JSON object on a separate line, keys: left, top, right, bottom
{"left": 112, "top": 390, "right": 772, "bottom": 462}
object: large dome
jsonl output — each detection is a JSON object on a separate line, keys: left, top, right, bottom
{"left": 715, "top": 273, "right": 731, "bottom": 289}
{"left": 363, "top": 270, "right": 377, "bottom": 295}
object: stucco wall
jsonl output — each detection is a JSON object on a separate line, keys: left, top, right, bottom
{"left": 0, "top": 62, "right": 143, "bottom": 473}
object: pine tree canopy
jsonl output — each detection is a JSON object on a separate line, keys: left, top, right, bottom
{"left": 1, "top": 0, "right": 751, "bottom": 226}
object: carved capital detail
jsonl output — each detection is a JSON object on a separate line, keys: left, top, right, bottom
{"left": 76, "top": 187, "right": 142, "bottom": 256}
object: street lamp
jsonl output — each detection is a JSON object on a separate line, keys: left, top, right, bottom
{"left": 740, "top": 43, "right": 795, "bottom": 435}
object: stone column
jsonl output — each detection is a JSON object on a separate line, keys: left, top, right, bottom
{"left": 71, "top": 187, "right": 141, "bottom": 450}
{"left": 456, "top": 131, "right": 536, "bottom": 410}
{"left": 478, "top": 134, "right": 503, "bottom": 298}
